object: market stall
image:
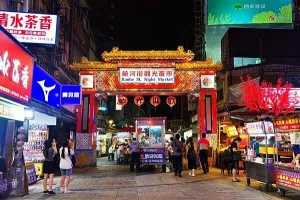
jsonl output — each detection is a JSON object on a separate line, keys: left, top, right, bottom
{"left": 244, "top": 121, "right": 277, "bottom": 191}
{"left": 136, "top": 118, "right": 166, "bottom": 166}
{"left": 273, "top": 117, "right": 300, "bottom": 196}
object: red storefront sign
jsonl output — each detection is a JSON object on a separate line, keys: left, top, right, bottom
{"left": 274, "top": 118, "right": 300, "bottom": 132}
{"left": 276, "top": 168, "right": 300, "bottom": 190}
{"left": 0, "top": 27, "right": 34, "bottom": 103}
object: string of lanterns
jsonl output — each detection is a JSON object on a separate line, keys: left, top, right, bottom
{"left": 117, "top": 95, "right": 177, "bottom": 108}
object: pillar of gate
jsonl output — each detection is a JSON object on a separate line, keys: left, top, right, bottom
{"left": 75, "top": 75, "right": 98, "bottom": 167}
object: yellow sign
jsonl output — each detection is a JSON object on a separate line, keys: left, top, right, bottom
{"left": 0, "top": 100, "right": 24, "bottom": 121}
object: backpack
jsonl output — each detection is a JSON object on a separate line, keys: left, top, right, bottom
{"left": 188, "top": 146, "right": 196, "bottom": 159}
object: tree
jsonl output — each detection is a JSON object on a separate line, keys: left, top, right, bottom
{"left": 237, "top": 75, "right": 298, "bottom": 116}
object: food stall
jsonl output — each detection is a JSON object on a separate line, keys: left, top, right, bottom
{"left": 273, "top": 117, "right": 300, "bottom": 197}
{"left": 135, "top": 118, "right": 166, "bottom": 166}
{"left": 244, "top": 121, "right": 276, "bottom": 191}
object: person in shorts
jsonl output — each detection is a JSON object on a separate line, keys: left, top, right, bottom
{"left": 43, "top": 140, "right": 57, "bottom": 195}
{"left": 230, "top": 137, "right": 242, "bottom": 182}
{"left": 59, "top": 140, "right": 74, "bottom": 193}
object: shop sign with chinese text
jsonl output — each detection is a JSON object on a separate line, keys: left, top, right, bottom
{"left": 31, "top": 65, "right": 61, "bottom": 109}
{"left": 61, "top": 85, "right": 81, "bottom": 105}
{"left": 245, "top": 122, "right": 264, "bottom": 134}
{"left": 276, "top": 168, "right": 300, "bottom": 190}
{"left": 119, "top": 68, "right": 175, "bottom": 84}
{"left": 0, "top": 11, "right": 59, "bottom": 45}
{"left": 0, "top": 100, "right": 25, "bottom": 121}
{"left": 140, "top": 148, "right": 166, "bottom": 165}
{"left": 0, "top": 26, "right": 34, "bottom": 103}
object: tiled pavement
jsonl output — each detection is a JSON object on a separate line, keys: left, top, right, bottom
{"left": 6, "top": 158, "right": 300, "bottom": 200}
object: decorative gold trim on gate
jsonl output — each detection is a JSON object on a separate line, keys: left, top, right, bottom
{"left": 175, "top": 58, "right": 222, "bottom": 71}
{"left": 70, "top": 57, "right": 118, "bottom": 71}
{"left": 101, "top": 46, "right": 195, "bottom": 61}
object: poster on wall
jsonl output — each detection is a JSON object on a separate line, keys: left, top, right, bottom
{"left": 208, "top": 0, "right": 292, "bottom": 25}
{"left": 0, "top": 11, "right": 59, "bottom": 45}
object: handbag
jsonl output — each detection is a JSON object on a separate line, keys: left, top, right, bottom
{"left": 233, "top": 151, "right": 241, "bottom": 161}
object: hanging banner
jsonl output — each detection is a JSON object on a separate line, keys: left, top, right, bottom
{"left": 166, "top": 96, "right": 176, "bottom": 107}
{"left": 118, "top": 95, "right": 128, "bottom": 107}
{"left": 150, "top": 96, "right": 161, "bottom": 107}
{"left": 134, "top": 95, "right": 144, "bottom": 107}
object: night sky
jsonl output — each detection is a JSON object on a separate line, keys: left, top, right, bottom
{"left": 87, "top": 0, "right": 195, "bottom": 52}
{"left": 87, "top": 0, "right": 195, "bottom": 120}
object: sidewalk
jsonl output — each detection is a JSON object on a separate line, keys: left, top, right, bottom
{"left": 8, "top": 158, "right": 300, "bottom": 200}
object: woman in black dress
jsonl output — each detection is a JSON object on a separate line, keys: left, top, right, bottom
{"left": 187, "top": 137, "right": 197, "bottom": 176}
{"left": 43, "top": 140, "right": 57, "bottom": 195}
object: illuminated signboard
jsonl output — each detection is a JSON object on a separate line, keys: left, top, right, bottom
{"left": 0, "top": 11, "right": 59, "bottom": 45}
{"left": 140, "top": 148, "right": 166, "bottom": 165}
{"left": 208, "top": 0, "right": 292, "bottom": 25}
{"left": 0, "top": 100, "right": 25, "bottom": 121}
{"left": 31, "top": 65, "right": 61, "bottom": 109}
{"left": 119, "top": 68, "right": 175, "bottom": 84}
{"left": 0, "top": 26, "right": 34, "bottom": 103}
{"left": 276, "top": 169, "right": 300, "bottom": 190}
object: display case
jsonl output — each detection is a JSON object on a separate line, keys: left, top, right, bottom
{"left": 135, "top": 118, "right": 166, "bottom": 165}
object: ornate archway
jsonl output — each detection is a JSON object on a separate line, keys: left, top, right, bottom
{"left": 71, "top": 47, "right": 221, "bottom": 163}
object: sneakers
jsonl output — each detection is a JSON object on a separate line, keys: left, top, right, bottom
{"left": 64, "top": 187, "right": 71, "bottom": 193}
{"left": 48, "top": 191, "right": 56, "bottom": 195}
{"left": 43, "top": 190, "right": 48, "bottom": 194}
{"left": 60, "top": 187, "right": 64, "bottom": 194}
{"left": 188, "top": 172, "right": 191, "bottom": 176}
{"left": 191, "top": 174, "right": 195, "bottom": 177}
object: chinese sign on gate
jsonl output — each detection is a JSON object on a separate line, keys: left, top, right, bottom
{"left": 119, "top": 68, "right": 175, "bottom": 84}
{"left": 0, "top": 11, "right": 59, "bottom": 45}
{"left": 134, "top": 95, "right": 144, "bottom": 107}
{"left": 0, "top": 26, "right": 34, "bottom": 103}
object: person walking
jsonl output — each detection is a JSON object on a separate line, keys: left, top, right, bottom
{"left": 42, "top": 140, "right": 57, "bottom": 195}
{"left": 59, "top": 140, "right": 74, "bottom": 193}
{"left": 171, "top": 134, "right": 183, "bottom": 177}
{"left": 197, "top": 133, "right": 210, "bottom": 174}
{"left": 129, "top": 138, "right": 140, "bottom": 172}
{"left": 231, "top": 137, "right": 242, "bottom": 182}
{"left": 187, "top": 137, "right": 197, "bottom": 177}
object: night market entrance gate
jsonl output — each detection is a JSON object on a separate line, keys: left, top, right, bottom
{"left": 71, "top": 47, "right": 222, "bottom": 167}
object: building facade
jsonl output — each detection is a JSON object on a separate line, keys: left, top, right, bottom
{"left": 0, "top": 0, "right": 97, "bottom": 84}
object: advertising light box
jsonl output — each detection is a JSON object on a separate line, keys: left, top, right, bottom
{"left": 208, "top": 0, "right": 292, "bottom": 25}
{"left": 0, "top": 26, "right": 34, "bottom": 103}
{"left": 0, "top": 11, "right": 59, "bottom": 45}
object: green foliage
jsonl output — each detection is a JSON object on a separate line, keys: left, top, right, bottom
{"left": 208, "top": 13, "right": 219, "bottom": 25}
{"left": 208, "top": 13, "right": 235, "bottom": 25}
{"left": 252, "top": 3, "right": 292, "bottom": 24}
{"left": 276, "top": 3, "right": 292, "bottom": 23}
{"left": 252, "top": 11, "right": 277, "bottom": 23}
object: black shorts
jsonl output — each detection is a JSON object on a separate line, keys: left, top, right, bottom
{"left": 232, "top": 161, "right": 239, "bottom": 170}
{"left": 43, "top": 161, "right": 55, "bottom": 174}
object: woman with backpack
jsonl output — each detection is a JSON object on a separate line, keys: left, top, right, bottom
{"left": 187, "top": 137, "right": 197, "bottom": 177}
{"left": 59, "top": 140, "right": 74, "bottom": 193}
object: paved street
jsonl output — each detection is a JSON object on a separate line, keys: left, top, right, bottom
{"left": 8, "top": 158, "right": 300, "bottom": 200}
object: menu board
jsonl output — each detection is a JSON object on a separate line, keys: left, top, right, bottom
{"left": 138, "top": 125, "right": 164, "bottom": 148}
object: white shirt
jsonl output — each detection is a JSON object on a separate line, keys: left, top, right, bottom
{"left": 59, "top": 147, "right": 74, "bottom": 169}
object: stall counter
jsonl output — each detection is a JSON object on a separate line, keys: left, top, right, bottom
{"left": 276, "top": 166, "right": 300, "bottom": 196}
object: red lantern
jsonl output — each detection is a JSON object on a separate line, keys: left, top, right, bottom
{"left": 166, "top": 96, "right": 176, "bottom": 108}
{"left": 118, "top": 95, "right": 128, "bottom": 107}
{"left": 134, "top": 95, "right": 144, "bottom": 107}
{"left": 150, "top": 96, "right": 161, "bottom": 107}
